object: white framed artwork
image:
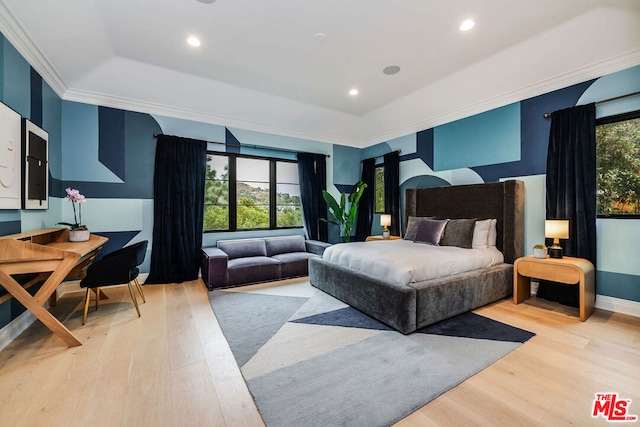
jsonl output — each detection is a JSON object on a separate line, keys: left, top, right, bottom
{"left": 0, "top": 102, "right": 22, "bottom": 209}
{"left": 22, "top": 119, "right": 49, "bottom": 209}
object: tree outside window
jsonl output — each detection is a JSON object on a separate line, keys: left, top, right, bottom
{"left": 375, "top": 165, "right": 384, "bottom": 213}
{"left": 204, "top": 155, "right": 229, "bottom": 231}
{"left": 203, "top": 153, "right": 303, "bottom": 231}
{"left": 596, "top": 111, "right": 640, "bottom": 216}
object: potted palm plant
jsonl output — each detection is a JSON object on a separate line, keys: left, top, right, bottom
{"left": 321, "top": 181, "right": 367, "bottom": 243}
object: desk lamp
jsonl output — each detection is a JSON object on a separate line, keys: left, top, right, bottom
{"left": 380, "top": 214, "right": 391, "bottom": 238}
{"left": 545, "top": 220, "right": 569, "bottom": 259}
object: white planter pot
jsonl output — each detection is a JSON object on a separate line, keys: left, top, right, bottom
{"left": 533, "top": 247, "right": 547, "bottom": 259}
{"left": 69, "top": 229, "right": 90, "bottom": 242}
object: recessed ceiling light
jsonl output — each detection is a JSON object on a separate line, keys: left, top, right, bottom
{"left": 383, "top": 65, "right": 401, "bottom": 75}
{"left": 349, "top": 89, "right": 359, "bottom": 96}
{"left": 198, "top": 0, "right": 216, "bottom": 3}
{"left": 315, "top": 33, "right": 327, "bottom": 43}
{"left": 187, "top": 36, "right": 201, "bottom": 47}
{"left": 459, "top": 19, "right": 475, "bottom": 31}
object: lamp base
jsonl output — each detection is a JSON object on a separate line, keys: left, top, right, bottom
{"left": 382, "top": 230, "right": 390, "bottom": 239}
{"left": 548, "top": 246, "right": 563, "bottom": 259}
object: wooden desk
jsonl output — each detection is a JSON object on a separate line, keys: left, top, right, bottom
{"left": 513, "top": 255, "right": 595, "bottom": 321}
{"left": 0, "top": 228, "right": 108, "bottom": 346}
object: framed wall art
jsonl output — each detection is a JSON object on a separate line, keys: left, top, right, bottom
{"left": 22, "top": 119, "right": 49, "bottom": 209}
{"left": 0, "top": 102, "right": 22, "bottom": 209}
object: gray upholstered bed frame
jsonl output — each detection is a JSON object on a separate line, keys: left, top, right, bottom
{"left": 308, "top": 180, "right": 524, "bottom": 334}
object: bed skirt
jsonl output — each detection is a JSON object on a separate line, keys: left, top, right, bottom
{"left": 308, "top": 257, "right": 513, "bottom": 334}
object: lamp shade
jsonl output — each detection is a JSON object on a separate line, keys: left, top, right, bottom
{"left": 544, "top": 220, "right": 569, "bottom": 239}
{"left": 380, "top": 214, "right": 391, "bottom": 227}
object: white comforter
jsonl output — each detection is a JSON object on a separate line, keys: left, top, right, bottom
{"left": 322, "top": 239, "right": 504, "bottom": 285}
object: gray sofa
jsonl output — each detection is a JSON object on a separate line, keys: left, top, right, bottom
{"left": 201, "top": 235, "right": 331, "bottom": 290}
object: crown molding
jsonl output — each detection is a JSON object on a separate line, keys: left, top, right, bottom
{"left": 63, "top": 87, "right": 363, "bottom": 148}
{"left": 358, "top": 49, "right": 640, "bottom": 147}
{"left": 0, "top": 2, "right": 68, "bottom": 97}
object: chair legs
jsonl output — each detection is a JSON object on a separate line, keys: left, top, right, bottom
{"left": 83, "top": 288, "right": 91, "bottom": 325}
{"left": 126, "top": 282, "right": 141, "bottom": 318}
{"left": 134, "top": 278, "right": 146, "bottom": 303}
{"left": 82, "top": 282, "right": 141, "bottom": 325}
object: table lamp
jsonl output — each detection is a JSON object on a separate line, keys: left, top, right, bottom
{"left": 380, "top": 214, "right": 391, "bottom": 238}
{"left": 545, "top": 219, "right": 569, "bottom": 259}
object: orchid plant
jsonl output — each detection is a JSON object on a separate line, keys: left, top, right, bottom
{"left": 58, "top": 187, "right": 87, "bottom": 230}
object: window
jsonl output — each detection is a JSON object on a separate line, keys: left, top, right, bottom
{"left": 375, "top": 164, "right": 384, "bottom": 213}
{"left": 236, "top": 158, "right": 270, "bottom": 229}
{"left": 204, "top": 155, "right": 229, "bottom": 231}
{"left": 204, "top": 153, "right": 303, "bottom": 231}
{"left": 596, "top": 110, "right": 640, "bottom": 217}
{"left": 276, "top": 161, "right": 303, "bottom": 227}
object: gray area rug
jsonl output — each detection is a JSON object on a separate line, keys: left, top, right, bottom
{"left": 209, "top": 280, "right": 534, "bottom": 427}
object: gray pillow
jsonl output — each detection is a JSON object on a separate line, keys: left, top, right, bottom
{"left": 413, "top": 219, "right": 448, "bottom": 246}
{"left": 404, "top": 216, "right": 434, "bottom": 241}
{"left": 440, "top": 218, "right": 477, "bottom": 249}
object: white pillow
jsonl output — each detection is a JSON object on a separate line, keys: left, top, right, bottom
{"left": 472, "top": 219, "right": 491, "bottom": 249}
{"left": 488, "top": 219, "right": 498, "bottom": 247}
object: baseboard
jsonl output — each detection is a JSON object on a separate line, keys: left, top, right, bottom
{"left": 596, "top": 295, "right": 640, "bottom": 318}
{"left": 0, "top": 309, "right": 39, "bottom": 352}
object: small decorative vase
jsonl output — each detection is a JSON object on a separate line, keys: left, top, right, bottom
{"left": 533, "top": 246, "right": 547, "bottom": 259}
{"left": 69, "top": 229, "right": 90, "bottom": 242}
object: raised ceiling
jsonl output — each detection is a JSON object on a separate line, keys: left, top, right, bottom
{"left": 0, "top": 0, "right": 639, "bottom": 147}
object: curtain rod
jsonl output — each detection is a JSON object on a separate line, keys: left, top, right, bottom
{"left": 363, "top": 149, "right": 402, "bottom": 162}
{"left": 543, "top": 91, "right": 640, "bottom": 119}
{"left": 153, "top": 133, "right": 330, "bottom": 157}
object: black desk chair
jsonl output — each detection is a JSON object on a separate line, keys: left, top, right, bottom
{"left": 80, "top": 240, "right": 148, "bottom": 325}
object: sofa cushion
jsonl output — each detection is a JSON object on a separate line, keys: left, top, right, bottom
{"left": 217, "top": 238, "right": 267, "bottom": 260}
{"left": 272, "top": 252, "right": 317, "bottom": 278}
{"left": 265, "top": 235, "right": 306, "bottom": 256}
{"left": 227, "top": 256, "right": 280, "bottom": 286}
{"left": 227, "top": 256, "right": 279, "bottom": 269}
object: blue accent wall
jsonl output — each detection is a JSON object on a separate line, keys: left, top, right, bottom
{"left": 98, "top": 106, "right": 126, "bottom": 181}
{"left": 29, "top": 67, "right": 42, "bottom": 127}
{"left": 598, "top": 271, "right": 640, "bottom": 302}
{"left": 2, "top": 38, "right": 30, "bottom": 118}
{"left": 434, "top": 103, "right": 521, "bottom": 171}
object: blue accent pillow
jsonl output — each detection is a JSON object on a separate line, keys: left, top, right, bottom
{"left": 414, "top": 219, "right": 448, "bottom": 246}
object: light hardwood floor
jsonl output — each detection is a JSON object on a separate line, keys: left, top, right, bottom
{"left": 0, "top": 278, "right": 638, "bottom": 426}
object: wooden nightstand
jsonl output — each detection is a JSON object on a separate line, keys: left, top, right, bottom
{"left": 365, "top": 235, "right": 401, "bottom": 242}
{"left": 513, "top": 255, "right": 595, "bottom": 321}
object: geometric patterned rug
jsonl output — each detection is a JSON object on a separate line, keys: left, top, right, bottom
{"left": 209, "top": 279, "right": 535, "bottom": 427}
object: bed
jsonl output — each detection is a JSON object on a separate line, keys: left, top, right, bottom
{"left": 308, "top": 180, "right": 524, "bottom": 334}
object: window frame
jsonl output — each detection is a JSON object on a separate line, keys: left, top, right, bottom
{"left": 596, "top": 109, "right": 640, "bottom": 219}
{"left": 204, "top": 151, "right": 303, "bottom": 232}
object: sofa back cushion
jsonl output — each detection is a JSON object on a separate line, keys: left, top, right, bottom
{"left": 217, "top": 238, "right": 267, "bottom": 260}
{"left": 265, "top": 235, "right": 306, "bottom": 256}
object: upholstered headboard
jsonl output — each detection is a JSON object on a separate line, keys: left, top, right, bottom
{"left": 405, "top": 180, "right": 524, "bottom": 264}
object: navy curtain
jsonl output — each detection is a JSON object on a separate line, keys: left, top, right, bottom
{"left": 146, "top": 135, "right": 206, "bottom": 284}
{"left": 355, "top": 158, "right": 376, "bottom": 241}
{"left": 384, "top": 151, "right": 401, "bottom": 236}
{"left": 537, "top": 103, "right": 597, "bottom": 305}
{"left": 297, "top": 153, "right": 328, "bottom": 242}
